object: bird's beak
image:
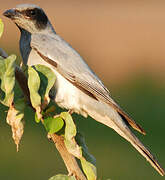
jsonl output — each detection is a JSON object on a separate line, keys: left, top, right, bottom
{"left": 3, "top": 9, "right": 17, "bottom": 19}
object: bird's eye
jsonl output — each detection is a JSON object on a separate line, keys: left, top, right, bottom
{"left": 29, "top": 10, "right": 36, "bottom": 16}
{"left": 26, "top": 9, "right": 36, "bottom": 17}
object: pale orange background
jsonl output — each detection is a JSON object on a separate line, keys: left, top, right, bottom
{"left": 1, "top": 0, "right": 165, "bottom": 86}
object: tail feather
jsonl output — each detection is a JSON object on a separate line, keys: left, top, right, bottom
{"left": 84, "top": 102, "right": 165, "bottom": 176}
{"left": 135, "top": 143, "right": 165, "bottom": 176}
{"left": 127, "top": 130, "right": 165, "bottom": 176}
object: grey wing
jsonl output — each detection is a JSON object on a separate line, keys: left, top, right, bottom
{"left": 31, "top": 33, "right": 145, "bottom": 134}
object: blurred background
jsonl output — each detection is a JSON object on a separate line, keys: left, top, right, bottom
{"left": 1, "top": 0, "right": 165, "bottom": 179}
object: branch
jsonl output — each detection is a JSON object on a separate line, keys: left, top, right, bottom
{"left": 49, "top": 134, "right": 87, "bottom": 180}
{"left": 15, "top": 66, "right": 31, "bottom": 102}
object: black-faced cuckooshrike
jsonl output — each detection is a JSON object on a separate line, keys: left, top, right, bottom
{"left": 3, "top": 4, "right": 164, "bottom": 176}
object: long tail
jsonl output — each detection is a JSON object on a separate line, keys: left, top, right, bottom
{"left": 83, "top": 101, "right": 165, "bottom": 176}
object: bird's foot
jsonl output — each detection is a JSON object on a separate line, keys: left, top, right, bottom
{"left": 68, "top": 109, "right": 74, "bottom": 114}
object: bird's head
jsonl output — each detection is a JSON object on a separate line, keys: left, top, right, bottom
{"left": 3, "top": 4, "right": 53, "bottom": 33}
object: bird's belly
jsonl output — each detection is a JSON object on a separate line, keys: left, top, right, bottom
{"left": 53, "top": 70, "right": 88, "bottom": 116}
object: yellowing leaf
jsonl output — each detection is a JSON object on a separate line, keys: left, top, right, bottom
{"left": 80, "top": 157, "right": 97, "bottom": 180}
{"left": 28, "top": 65, "right": 56, "bottom": 120}
{"left": 35, "top": 112, "right": 41, "bottom": 123}
{"left": 6, "top": 99, "right": 25, "bottom": 151}
{"left": 28, "top": 66, "right": 41, "bottom": 119}
{"left": 49, "top": 174, "right": 76, "bottom": 180}
{"left": 61, "top": 112, "right": 82, "bottom": 158}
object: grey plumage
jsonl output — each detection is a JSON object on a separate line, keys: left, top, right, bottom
{"left": 3, "top": 4, "right": 164, "bottom": 176}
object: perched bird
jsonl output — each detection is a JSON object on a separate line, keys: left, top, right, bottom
{"left": 3, "top": 4, "right": 164, "bottom": 176}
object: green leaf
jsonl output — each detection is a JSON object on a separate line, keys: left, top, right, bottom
{"left": 61, "top": 112, "right": 76, "bottom": 139}
{"left": 28, "top": 66, "right": 42, "bottom": 119}
{"left": 35, "top": 64, "right": 56, "bottom": 106}
{"left": 43, "top": 116, "right": 64, "bottom": 134}
{"left": 61, "top": 112, "right": 82, "bottom": 158}
{"left": 49, "top": 174, "right": 76, "bottom": 180}
{"left": 35, "top": 112, "right": 41, "bottom": 123}
{"left": 28, "top": 66, "right": 41, "bottom": 108}
{"left": 0, "top": 19, "right": 4, "bottom": 38}
{"left": 80, "top": 157, "right": 97, "bottom": 180}
{"left": 28, "top": 65, "right": 56, "bottom": 120}
{"left": 0, "top": 55, "right": 16, "bottom": 106}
